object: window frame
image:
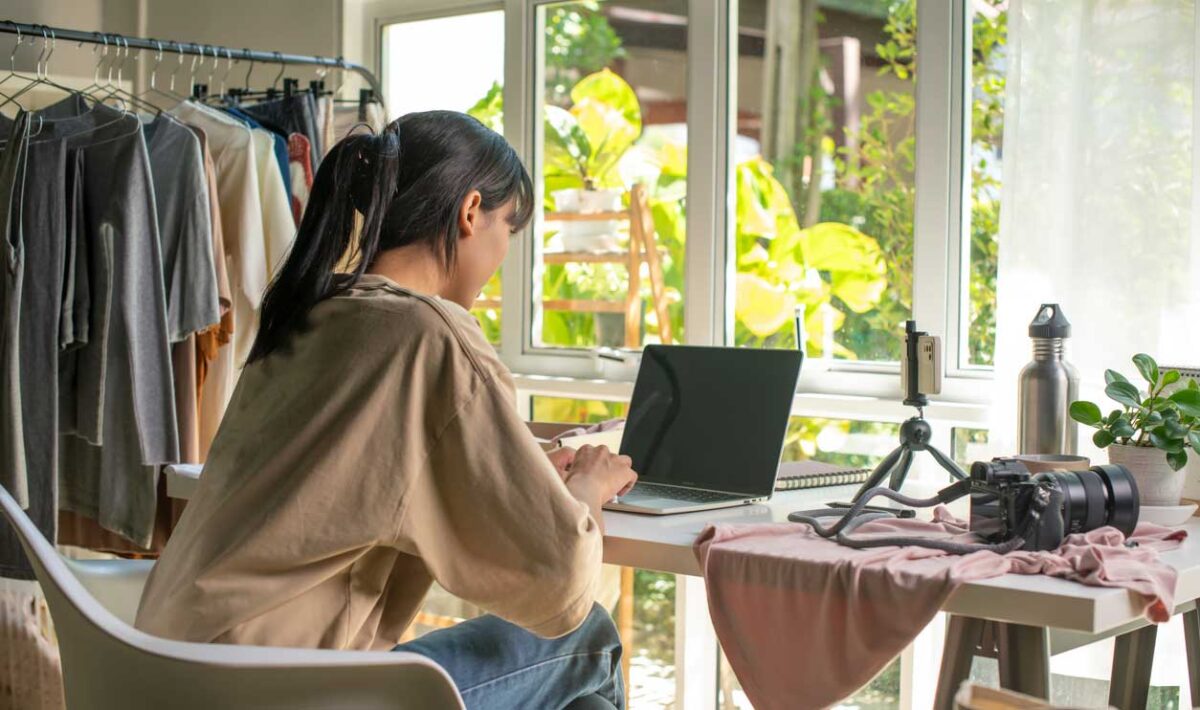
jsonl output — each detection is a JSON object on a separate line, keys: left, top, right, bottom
{"left": 355, "top": 0, "right": 990, "bottom": 404}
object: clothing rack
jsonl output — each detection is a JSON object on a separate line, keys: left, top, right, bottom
{"left": 0, "top": 19, "right": 384, "bottom": 101}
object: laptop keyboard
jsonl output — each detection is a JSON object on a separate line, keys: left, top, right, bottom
{"left": 628, "top": 482, "right": 747, "bottom": 503}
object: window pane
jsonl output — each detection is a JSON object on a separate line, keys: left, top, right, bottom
{"left": 383, "top": 12, "right": 505, "bottom": 344}
{"left": 782, "top": 416, "right": 900, "bottom": 467}
{"left": 951, "top": 427, "right": 990, "bottom": 468}
{"left": 966, "top": 4, "right": 1007, "bottom": 366}
{"left": 530, "top": 395, "right": 628, "bottom": 423}
{"left": 733, "top": 2, "right": 915, "bottom": 361}
{"left": 533, "top": 1, "right": 688, "bottom": 350}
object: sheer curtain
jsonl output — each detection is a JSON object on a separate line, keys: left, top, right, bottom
{"left": 992, "top": 0, "right": 1200, "bottom": 473}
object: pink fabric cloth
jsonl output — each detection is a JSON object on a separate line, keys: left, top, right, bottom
{"left": 694, "top": 508, "right": 1186, "bottom": 710}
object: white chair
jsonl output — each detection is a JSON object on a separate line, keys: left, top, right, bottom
{"left": 0, "top": 486, "right": 464, "bottom": 710}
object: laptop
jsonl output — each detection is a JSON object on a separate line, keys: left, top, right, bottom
{"left": 604, "top": 345, "right": 803, "bottom": 515}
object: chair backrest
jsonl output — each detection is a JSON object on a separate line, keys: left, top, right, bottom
{"left": 0, "top": 485, "right": 464, "bottom": 709}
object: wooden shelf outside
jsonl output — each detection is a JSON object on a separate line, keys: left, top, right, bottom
{"left": 470, "top": 184, "right": 673, "bottom": 348}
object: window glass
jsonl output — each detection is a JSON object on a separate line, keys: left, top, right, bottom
{"left": 383, "top": 12, "right": 505, "bottom": 344}
{"left": 733, "top": 1, "right": 915, "bottom": 361}
{"left": 966, "top": 4, "right": 1007, "bottom": 366}
{"left": 532, "top": 1, "right": 689, "bottom": 351}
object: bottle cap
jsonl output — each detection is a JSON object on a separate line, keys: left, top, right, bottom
{"left": 1028, "top": 304, "right": 1071, "bottom": 338}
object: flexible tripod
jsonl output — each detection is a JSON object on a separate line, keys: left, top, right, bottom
{"left": 848, "top": 322, "right": 967, "bottom": 501}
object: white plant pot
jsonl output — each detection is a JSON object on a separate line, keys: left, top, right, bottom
{"left": 551, "top": 188, "right": 623, "bottom": 252}
{"left": 1107, "top": 443, "right": 1186, "bottom": 506}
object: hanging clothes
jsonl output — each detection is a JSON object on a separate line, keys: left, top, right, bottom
{"left": 0, "top": 113, "right": 29, "bottom": 512}
{"left": 190, "top": 126, "right": 236, "bottom": 459}
{"left": 168, "top": 101, "right": 266, "bottom": 394}
{"left": 223, "top": 106, "right": 293, "bottom": 213}
{"left": 57, "top": 109, "right": 218, "bottom": 555}
{"left": 317, "top": 94, "right": 335, "bottom": 159}
{"left": 0, "top": 112, "right": 66, "bottom": 579}
{"left": 287, "top": 133, "right": 313, "bottom": 223}
{"left": 240, "top": 93, "right": 322, "bottom": 169}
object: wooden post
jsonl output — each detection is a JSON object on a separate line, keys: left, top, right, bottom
{"left": 623, "top": 200, "right": 643, "bottom": 348}
{"left": 618, "top": 567, "right": 635, "bottom": 704}
{"left": 630, "top": 183, "right": 673, "bottom": 344}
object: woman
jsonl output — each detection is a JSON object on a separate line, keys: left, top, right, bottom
{"left": 135, "top": 111, "right": 638, "bottom": 710}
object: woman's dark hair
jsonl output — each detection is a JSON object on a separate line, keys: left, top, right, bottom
{"left": 248, "top": 110, "right": 534, "bottom": 363}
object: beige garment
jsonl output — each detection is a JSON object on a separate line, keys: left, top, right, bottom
{"left": 189, "top": 127, "right": 235, "bottom": 460}
{"left": 318, "top": 95, "right": 335, "bottom": 159}
{"left": 330, "top": 102, "right": 388, "bottom": 145}
{"left": 171, "top": 103, "right": 264, "bottom": 452}
{"left": 135, "top": 276, "right": 602, "bottom": 650}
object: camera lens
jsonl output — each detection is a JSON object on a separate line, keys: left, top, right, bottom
{"left": 1036, "top": 465, "right": 1139, "bottom": 537}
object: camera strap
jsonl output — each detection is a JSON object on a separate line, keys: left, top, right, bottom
{"left": 789, "top": 480, "right": 1065, "bottom": 555}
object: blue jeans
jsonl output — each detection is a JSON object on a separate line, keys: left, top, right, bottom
{"left": 394, "top": 603, "right": 625, "bottom": 710}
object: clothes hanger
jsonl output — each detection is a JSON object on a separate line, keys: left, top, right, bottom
{"left": 94, "top": 36, "right": 159, "bottom": 114}
{"left": 76, "top": 33, "right": 114, "bottom": 98}
{"left": 0, "top": 26, "right": 78, "bottom": 112}
{"left": 137, "top": 40, "right": 182, "bottom": 108}
{"left": 0, "top": 25, "right": 38, "bottom": 100}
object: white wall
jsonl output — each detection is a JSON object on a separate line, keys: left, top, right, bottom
{"left": 2, "top": 0, "right": 350, "bottom": 99}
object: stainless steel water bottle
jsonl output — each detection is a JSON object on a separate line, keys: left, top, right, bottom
{"left": 1018, "top": 304, "right": 1080, "bottom": 455}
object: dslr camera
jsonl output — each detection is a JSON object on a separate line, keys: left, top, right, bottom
{"left": 968, "top": 458, "right": 1139, "bottom": 551}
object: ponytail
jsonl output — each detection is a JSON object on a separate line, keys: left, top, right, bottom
{"left": 248, "top": 111, "right": 533, "bottom": 363}
{"left": 248, "top": 126, "right": 400, "bottom": 363}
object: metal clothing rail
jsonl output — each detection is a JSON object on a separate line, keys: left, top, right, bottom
{"left": 0, "top": 19, "right": 383, "bottom": 99}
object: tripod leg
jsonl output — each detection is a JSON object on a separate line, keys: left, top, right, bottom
{"left": 927, "top": 444, "right": 968, "bottom": 481}
{"left": 887, "top": 448, "right": 914, "bottom": 491}
{"left": 850, "top": 447, "right": 906, "bottom": 501}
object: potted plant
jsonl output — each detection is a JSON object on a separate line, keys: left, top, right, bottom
{"left": 544, "top": 68, "right": 642, "bottom": 252}
{"left": 1070, "top": 353, "right": 1200, "bottom": 506}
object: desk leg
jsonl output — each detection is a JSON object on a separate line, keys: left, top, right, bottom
{"left": 1108, "top": 624, "right": 1157, "bottom": 710}
{"left": 997, "top": 623, "right": 1050, "bottom": 699}
{"left": 1184, "top": 608, "right": 1200, "bottom": 705}
{"left": 934, "top": 615, "right": 985, "bottom": 710}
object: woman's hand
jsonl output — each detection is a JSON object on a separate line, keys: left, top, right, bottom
{"left": 565, "top": 445, "right": 638, "bottom": 503}
{"left": 546, "top": 447, "right": 575, "bottom": 480}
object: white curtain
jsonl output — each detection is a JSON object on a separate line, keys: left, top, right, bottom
{"left": 992, "top": 0, "right": 1200, "bottom": 476}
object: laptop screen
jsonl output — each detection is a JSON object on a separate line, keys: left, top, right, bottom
{"left": 618, "top": 345, "right": 804, "bottom": 496}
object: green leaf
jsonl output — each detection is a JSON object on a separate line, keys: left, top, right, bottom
{"left": 1190, "top": 378, "right": 1200, "bottom": 391}
{"left": 1165, "top": 418, "right": 1188, "bottom": 439}
{"left": 1106, "top": 409, "right": 1124, "bottom": 425}
{"left": 1069, "top": 401, "right": 1103, "bottom": 426}
{"left": 1111, "top": 417, "right": 1136, "bottom": 439}
{"left": 1169, "top": 388, "right": 1200, "bottom": 418}
{"left": 466, "top": 81, "right": 504, "bottom": 133}
{"left": 1189, "top": 430, "right": 1200, "bottom": 454}
{"left": 1105, "top": 369, "right": 1130, "bottom": 386}
{"left": 1144, "top": 411, "right": 1165, "bottom": 426}
{"left": 1093, "top": 430, "right": 1115, "bottom": 448}
{"left": 543, "top": 105, "right": 591, "bottom": 180}
{"left": 1133, "top": 353, "right": 1159, "bottom": 386}
{"left": 1166, "top": 450, "right": 1188, "bottom": 472}
{"left": 1162, "top": 370, "right": 1181, "bottom": 387}
{"left": 1105, "top": 381, "right": 1142, "bottom": 409}
{"left": 1149, "top": 431, "right": 1185, "bottom": 453}
{"left": 570, "top": 68, "right": 641, "bottom": 129}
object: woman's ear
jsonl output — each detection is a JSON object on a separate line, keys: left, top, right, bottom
{"left": 458, "top": 190, "right": 483, "bottom": 239}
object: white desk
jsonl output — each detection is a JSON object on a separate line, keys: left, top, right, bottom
{"left": 165, "top": 468, "right": 1200, "bottom": 708}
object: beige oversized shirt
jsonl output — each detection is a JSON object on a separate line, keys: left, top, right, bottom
{"left": 135, "top": 275, "right": 603, "bottom": 649}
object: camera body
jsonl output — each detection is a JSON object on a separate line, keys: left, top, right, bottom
{"left": 968, "top": 458, "right": 1140, "bottom": 551}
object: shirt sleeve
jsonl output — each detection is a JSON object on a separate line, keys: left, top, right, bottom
{"left": 396, "top": 376, "right": 604, "bottom": 639}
